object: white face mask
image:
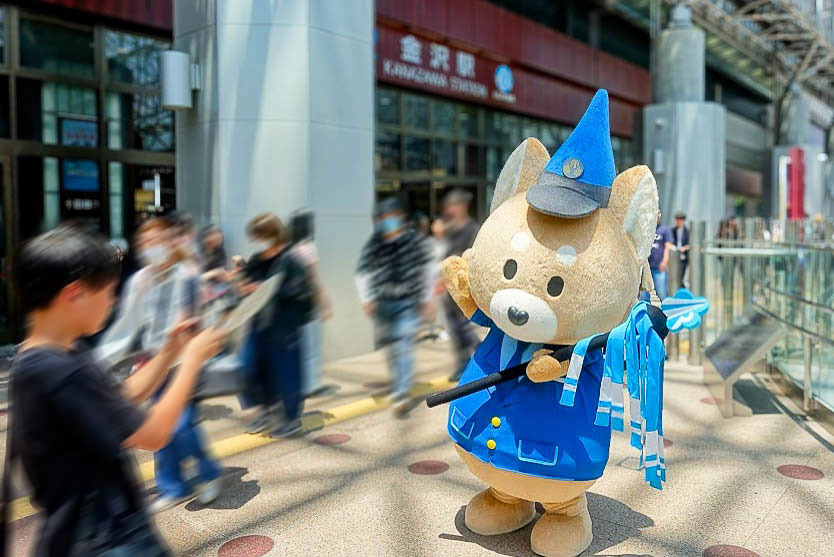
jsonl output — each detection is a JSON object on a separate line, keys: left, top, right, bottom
{"left": 139, "top": 244, "right": 168, "bottom": 267}
{"left": 252, "top": 240, "right": 273, "bottom": 256}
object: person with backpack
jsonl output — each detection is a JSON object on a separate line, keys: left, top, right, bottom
{"left": 239, "top": 213, "right": 315, "bottom": 437}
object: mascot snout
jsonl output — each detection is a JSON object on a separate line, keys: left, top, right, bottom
{"left": 489, "top": 289, "right": 557, "bottom": 343}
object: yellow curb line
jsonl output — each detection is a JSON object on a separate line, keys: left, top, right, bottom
{"left": 10, "top": 376, "right": 454, "bottom": 523}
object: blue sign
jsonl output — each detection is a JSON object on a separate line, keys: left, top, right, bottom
{"left": 494, "top": 64, "right": 514, "bottom": 94}
{"left": 60, "top": 118, "right": 98, "bottom": 148}
{"left": 62, "top": 159, "right": 100, "bottom": 192}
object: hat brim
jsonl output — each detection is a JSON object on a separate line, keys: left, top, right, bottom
{"left": 526, "top": 183, "right": 601, "bottom": 218}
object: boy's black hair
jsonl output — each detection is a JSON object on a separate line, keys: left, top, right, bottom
{"left": 13, "top": 223, "right": 121, "bottom": 314}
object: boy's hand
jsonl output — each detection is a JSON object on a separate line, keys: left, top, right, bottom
{"left": 184, "top": 327, "right": 228, "bottom": 363}
{"left": 163, "top": 317, "right": 200, "bottom": 354}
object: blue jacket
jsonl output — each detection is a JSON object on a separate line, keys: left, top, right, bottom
{"left": 448, "top": 309, "right": 611, "bottom": 481}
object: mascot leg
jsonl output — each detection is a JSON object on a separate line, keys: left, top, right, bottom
{"left": 531, "top": 491, "right": 593, "bottom": 557}
{"left": 464, "top": 487, "right": 536, "bottom": 536}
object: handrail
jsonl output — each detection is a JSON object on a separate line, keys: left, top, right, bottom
{"left": 700, "top": 247, "right": 796, "bottom": 256}
{"left": 755, "top": 283, "right": 834, "bottom": 317}
{"left": 752, "top": 302, "right": 834, "bottom": 348}
{"left": 703, "top": 240, "right": 834, "bottom": 253}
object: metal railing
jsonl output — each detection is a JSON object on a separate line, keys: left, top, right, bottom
{"left": 683, "top": 216, "right": 834, "bottom": 412}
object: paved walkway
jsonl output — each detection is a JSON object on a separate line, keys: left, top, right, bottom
{"left": 6, "top": 339, "right": 834, "bottom": 556}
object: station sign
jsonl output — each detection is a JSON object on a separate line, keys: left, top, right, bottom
{"left": 376, "top": 26, "right": 516, "bottom": 107}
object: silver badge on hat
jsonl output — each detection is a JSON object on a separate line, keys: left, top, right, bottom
{"left": 562, "top": 158, "right": 584, "bottom": 179}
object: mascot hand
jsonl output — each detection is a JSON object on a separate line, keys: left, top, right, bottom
{"left": 526, "top": 349, "right": 567, "bottom": 383}
{"left": 441, "top": 255, "right": 478, "bottom": 318}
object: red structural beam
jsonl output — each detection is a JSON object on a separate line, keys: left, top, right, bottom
{"left": 377, "top": 0, "right": 651, "bottom": 107}
{"left": 27, "top": 0, "right": 173, "bottom": 32}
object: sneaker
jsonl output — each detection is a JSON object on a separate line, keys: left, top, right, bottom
{"left": 148, "top": 493, "right": 191, "bottom": 514}
{"left": 245, "top": 411, "right": 278, "bottom": 434}
{"left": 270, "top": 419, "right": 303, "bottom": 439}
{"left": 304, "top": 383, "right": 339, "bottom": 399}
{"left": 196, "top": 476, "right": 224, "bottom": 505}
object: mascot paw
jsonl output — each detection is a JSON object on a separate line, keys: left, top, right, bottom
{"left": 526, "top": 350, "right": 566, "bottom": 383}
{"left": 441, "top": 255, "right": 477, "bottom": 317}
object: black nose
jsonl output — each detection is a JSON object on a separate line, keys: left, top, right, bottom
{"left": 507, "top": 306, "right": 529, "bottom": 326}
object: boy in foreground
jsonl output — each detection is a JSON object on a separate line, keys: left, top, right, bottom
{"left": 10, "top": 224, "right": 226, "bottom": 555}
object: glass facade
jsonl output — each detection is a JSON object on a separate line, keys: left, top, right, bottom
{"left": 6, "top": 8, "right": 174, "bottom": 243}
{"left": 0, "top": 5, "right": 174, "bottom": 341}
{"left": 375, "top": 85, "right": 635, "bottom": 221}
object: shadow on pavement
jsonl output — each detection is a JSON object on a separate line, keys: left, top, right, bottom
{"left": 185, "top": 467, "right": 259, "bottom": 512}
{"left": 196, "top": 403, "right": 235, "bottom": 422}
{"left": 438, "top": 492, "right": 653, "bottom": 556}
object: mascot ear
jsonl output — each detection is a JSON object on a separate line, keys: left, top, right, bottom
{"left": 490, "top": 138, "right": 549, "bottom": 213}
{"left": 608, "top": 165, "right": 659, "bottom": 261}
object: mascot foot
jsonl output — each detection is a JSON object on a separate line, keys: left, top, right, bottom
{"left": 464, "top": 487, "right": 535, "bottom": 536}
{"left": 530, "top": 493, "right": 593, "bottom": 557}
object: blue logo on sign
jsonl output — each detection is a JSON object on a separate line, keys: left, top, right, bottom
{"left": 494, "top": 64, "right": 514, "bottom": 94}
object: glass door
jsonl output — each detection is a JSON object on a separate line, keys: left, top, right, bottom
{"left": 0, "top": 156, "right": 14, "bottom": 342}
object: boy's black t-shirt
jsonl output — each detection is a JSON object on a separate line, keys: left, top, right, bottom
{"left": 11, "top": 345, "right": 166, "bottom": 555}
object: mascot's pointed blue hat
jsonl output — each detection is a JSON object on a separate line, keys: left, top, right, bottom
{"left": 527, "top": 89, "right": 616, "bottom": 218}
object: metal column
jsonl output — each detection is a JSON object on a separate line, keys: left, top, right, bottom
{"left": 688, "top": 221, "right": 705, "bottom": 366}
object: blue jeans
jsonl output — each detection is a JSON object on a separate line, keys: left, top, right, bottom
{"left": 154, "top": 404, "right": 222, "bottom": 498}
{"left": 651, "top": 268, "right": 668, "bottom": 301}
{"left": 378, "top": 301, "right": 419, "bottom": 398}
{"left": 240, "top": 327, "right": 304, "bottom": 421}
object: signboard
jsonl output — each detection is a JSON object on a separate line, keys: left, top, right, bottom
{"left": 376, "top": 27, "right": 516, "bottom": 108}
{"left": 62, "top": 159, "right": 100, "bottom": 192}
{"left": 375, "top": 25, "right": 639, "bottom": 137}
{"left": 60, "top": 118, "right": 98, "bottom": 148}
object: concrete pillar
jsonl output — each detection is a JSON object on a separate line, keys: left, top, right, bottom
{"left": 653, "top": 5, "right": 705, "bottom": 103}
{"left": 644, "top": 5, "right": 725, "bottom": 224}
{"left": 174, "top": 0, "right": 375, "bottom": 360}
{"left": 779, "top": 84, "right": 810, "bottom": 146}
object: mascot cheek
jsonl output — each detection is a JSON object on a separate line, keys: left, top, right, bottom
{"left": 489, "top": 289, "right": 558, "bottom": 343}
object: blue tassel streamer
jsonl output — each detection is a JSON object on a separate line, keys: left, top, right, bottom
{"left": 579, "top": 301, "right": 667, "bottom": 490}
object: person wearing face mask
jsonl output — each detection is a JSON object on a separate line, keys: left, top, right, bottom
{"left": 355, "top": 197, "right": 433, "bottom": 410}
{"left": 95, "top": 216, "right": 224, "bottom": 514}
{"left": 238, "top": 213, "right": 316, "bottom": 438}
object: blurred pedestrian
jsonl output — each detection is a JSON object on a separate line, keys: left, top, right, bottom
{"left": 9, "top": 223, "right": 225, "bottom": 555}
{"left": 288, "top": 208, "right": 335, "bottom": 398}
{"left": 96, "top": 215, "right": 224, "bottom": 514}
{"left": 355, "top": 198, "right": 432, "bottom": 408}
{"left": 648, "top": 211, "right": 675, "bottom": 300}
{"left": 239, "top": 213, "right": 314, "bottom": 437}
{"left": 440, "top": 189, "right": 479, "bottom": 381}
{"left": 429, "top": 218, "right": 450, "bottom": 341}
{"left": 673, "top": 211, "right": 690, "bottom": 288}
{"left": 200, "top": 223, "right": 228, "bottom": 274}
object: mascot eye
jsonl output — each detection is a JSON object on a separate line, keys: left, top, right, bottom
{"left": 503, "top": 259, "right": 517, "bottom": 280}
{"left": 547, "top": 276, "right": 564, "bottom": 297}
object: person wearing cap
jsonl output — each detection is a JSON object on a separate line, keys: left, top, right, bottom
{"left": 355, "top": 198, "right": 433, "bottom": 407}
{"left": 673, "top": 211, "right": 690, "bottom": 288}
{"left": 441, "top": 188, "right": 480, "bottom": 381}
{"left": 648, "top": 212, "right": 675, "bottom": 300}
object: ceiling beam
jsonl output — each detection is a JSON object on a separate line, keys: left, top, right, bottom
{"left": 735, "top": 0, "right": 774, "bottom": 17}
{"left": 801, "top": 51, "right": 834, "bottom": 81}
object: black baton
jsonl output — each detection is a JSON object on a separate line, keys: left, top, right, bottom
{"left": 425, "top": 304, "right": 668, "bottom": 408}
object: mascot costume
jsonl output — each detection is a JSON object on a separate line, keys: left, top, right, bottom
{"left": 435, "top": 90, "right": 676, "bottom": 557}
